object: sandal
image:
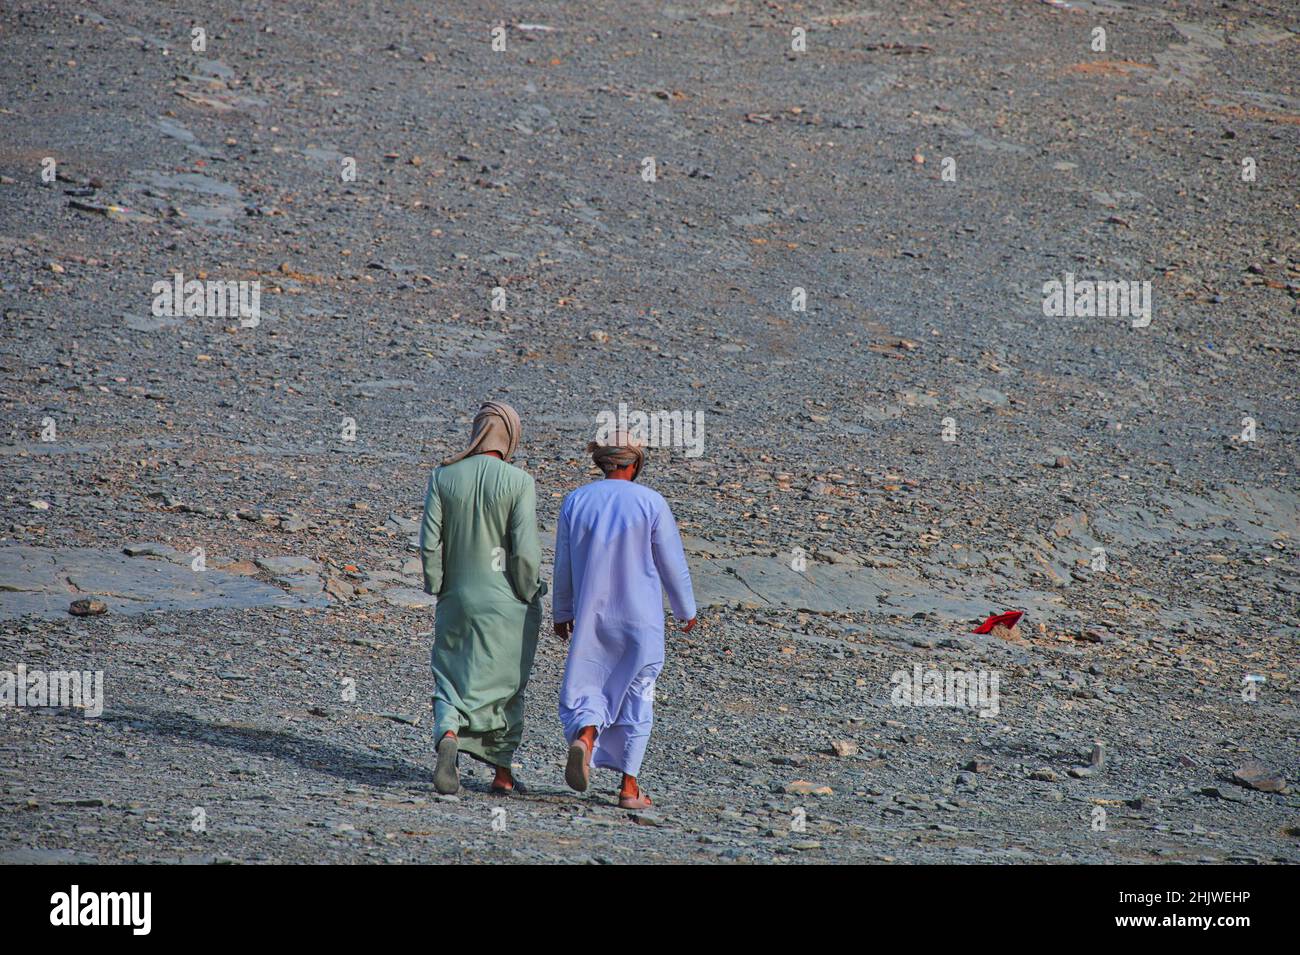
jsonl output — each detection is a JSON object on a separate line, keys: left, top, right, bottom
{"left": 434, "top": 734, "right": 460, "bottom": 795}
{"left": 490, "top": 776, "right": 528, "bottom": 795}
{"left": 618, "top": 789, "right": 653, "bottom": 811}
{"left": 565, "top": 736, "right": 592, "bottom": 793}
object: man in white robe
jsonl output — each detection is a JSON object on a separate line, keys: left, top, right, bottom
{"left": 553, "top": 435, "right": 696, "bottom": 809}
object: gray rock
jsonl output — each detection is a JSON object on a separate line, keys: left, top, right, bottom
{"left": 254, "top": 555, "right": 322, "bottom": 576}
{"left": 122, "top": 542, "right": 180, "bottom": 558}
{"left": 1232, "top": 761, "right": 1288, "bottom": 794}
{"left": 383, "top": 588, "right": 437, "bottom": 609}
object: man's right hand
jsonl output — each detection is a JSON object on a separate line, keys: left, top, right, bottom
{"left": 554, "top": 620, "right": 573, "bottom": 639}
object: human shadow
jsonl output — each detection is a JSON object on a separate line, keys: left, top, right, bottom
{"left": 102, "top": 705, "right": 434, "bottom": 789}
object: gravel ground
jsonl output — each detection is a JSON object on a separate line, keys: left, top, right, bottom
{"left": 0, "top": 0, "right": 1296, "bottom": 864}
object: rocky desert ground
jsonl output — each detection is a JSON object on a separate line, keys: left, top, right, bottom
{"left": 0, "top": 0, "right": 1296, "bottom": 864}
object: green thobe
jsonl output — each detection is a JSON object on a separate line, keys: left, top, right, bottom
{"left": 420, "top": 454, "right": 545, "bottom": 767}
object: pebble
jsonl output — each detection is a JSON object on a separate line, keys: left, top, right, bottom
{"left": 68, "top": 599, "right": 107, "bottom": 616}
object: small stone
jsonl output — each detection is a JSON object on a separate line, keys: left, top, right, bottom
{"left": 324, "top": 576, "right": 354, "bottom": 600}
{"left": 69, "top": 599, "right": 107, "bottom": 616}
{"left": 122, "top": 542, "right": 179, "bottom": 558}
{"left": 784, "top": 780, "right": 833, "bottom": 796}
{"left": 963, "top": 759, "right": 993, "bottom": 773}
{"left": 1200, "top": 786, "right": 1246, "bottom": 803}
{"left": 254, "top": 555, "right": 321, "bottom": 576}
{"left": 817, "top": 549, "right": 860, "bottom": 566}
{"left": 377, "top": 712, "right": 420, "bottom": 726}
{"left": 830, "top": 740, "right": 859, "bottom": 757}
{"left": 277, "top": 574, "right": 324, "bottom": 596}
{"left": 387, "top": 514, "right": 419, "bottom": 535}
{"left": 1232, "top": 761, "right": 1288, "bottom": 793}
{"left": 383, "top": 588, "right": 437, "bottom": 609}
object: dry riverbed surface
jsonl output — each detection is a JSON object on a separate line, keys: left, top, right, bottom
{"left": 0, "top": 0, "right": 1297, "bottom": 863}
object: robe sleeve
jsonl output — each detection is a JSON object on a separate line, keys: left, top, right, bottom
{"left": 506, "top": 476, "right": 544, "bottom": 603}
{"left": 651, "top": 499, "right": 696, "bottom": 621}
{"left": 553, "top": 498, "right": 574, "bottom": 624}
{"left": 419, "top": 471, "right": 443, "bottom": 596}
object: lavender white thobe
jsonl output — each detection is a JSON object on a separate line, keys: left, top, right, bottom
{"left": 554, "top": 479, "right": 696, "bottom": 777}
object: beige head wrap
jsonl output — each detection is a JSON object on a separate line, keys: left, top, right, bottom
{"left": 587, "top": 431, "right": 645, "bottom": 480}
{"left": 442, "top": 401, "right": 522, "bottom": 466}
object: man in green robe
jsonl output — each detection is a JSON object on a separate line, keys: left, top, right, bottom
{"left": 420, "top": 401, "right": 545, "bottom": 795}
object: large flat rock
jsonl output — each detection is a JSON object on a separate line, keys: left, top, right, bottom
{"left": 692, "top": 555, "right": 1070, "bottom": 624}
{"left": 0, "top": 546, "right": 326, "bottom": 620}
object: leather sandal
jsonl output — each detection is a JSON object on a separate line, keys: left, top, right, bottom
{"left": 618, "top": 789, "right": 653, "bottom": 810}
{"left": 565, "top": 736, "right": 592, "bottom": 792}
